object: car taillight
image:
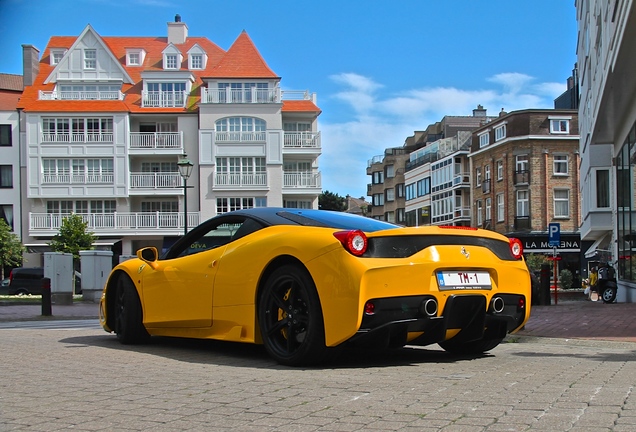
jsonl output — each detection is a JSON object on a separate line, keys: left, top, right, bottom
{"left": 9, "top": 270, "right": 13, "bottom": 283}
{"left": 333, "top": 230, "right": 368, "bottom": 256}
{"left": 509, "top": 237, "right": 523, "bottom": 259}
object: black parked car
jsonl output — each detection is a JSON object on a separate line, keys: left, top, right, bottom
{"left": 1, "top": 267, "right": 44, "bottom": 295}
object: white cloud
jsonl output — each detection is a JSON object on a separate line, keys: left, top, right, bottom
{"left": 319, "top": 72, "right": 566, "bottom": 198}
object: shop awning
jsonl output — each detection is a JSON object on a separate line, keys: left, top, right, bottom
{"left": 584, "top": 233, "right": 611, "bottom": 259}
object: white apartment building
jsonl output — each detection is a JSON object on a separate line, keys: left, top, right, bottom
{"left": 18, "top": 16, "right": 322, "bottom": 262}
{"left": 576, "top": 1, "right": 636, "bottom": 301}
{"left": 0, "top": 74, "right": 22, "bottom": 238}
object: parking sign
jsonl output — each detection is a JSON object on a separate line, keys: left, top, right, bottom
{"left": 548, "top": 223, "right": 560, "bottom": 247}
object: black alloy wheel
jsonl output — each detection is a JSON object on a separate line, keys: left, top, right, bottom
{"left": 114, "top": 275, "right": 150, "bottom": 344}
{"left": 258, "top": 265, "right": 326, "bottom": 366}
{"left": 601, "top": 286, "right": 617, "bottom": 303}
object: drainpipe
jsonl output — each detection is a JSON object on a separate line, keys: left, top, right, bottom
{"left": 544, "top": 150, "right": 550, "bottom": 226}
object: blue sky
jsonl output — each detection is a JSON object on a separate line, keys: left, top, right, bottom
{"left": 0, "top": 0, "right": 577, "bottom": 199}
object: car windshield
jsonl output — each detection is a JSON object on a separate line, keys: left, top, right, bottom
{"left": 277, "top": 210, "right": 398, "bottom": 232}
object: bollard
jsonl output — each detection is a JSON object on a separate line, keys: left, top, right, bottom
{"left": 41, "top": 277, "right": 52, "bottom": 316}
{"left": 540, "top": 263, "right": 551, "bottom": 306}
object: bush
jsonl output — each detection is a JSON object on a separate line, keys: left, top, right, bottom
{"left": 559, "top": 269, "right": 573, "bottom": 290}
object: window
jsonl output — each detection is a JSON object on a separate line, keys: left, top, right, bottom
{"left": 0, "top": 165, "right": 13, "bottom": 188}
{"left": 372, "top": 171, "right": 384, "bottom": 184}
{"left": 47, "top": 200, "right": 115, "bottom": 214}
{"left": 516, "top": 154, "right": 529, "bottom": 172}
{"left": 190, "top": 54, "right": 203, "bottom": 69}
{"left": 385, "top": 211, "right": 395, "bottom": 223}
{"left": 57, "top": 85, "right": 121, "bottom": 100}
{"left": 594, "top": 168, "right": 610, "bottom": 209}
{"left": 373, "top": 194, "right": 384, "bottom": 206}
{"left": 0, "top": 125, "right": 11, "bottom": 146}
{"left": 283, "top": 200, "right": 311, "bottom": 209}
{"left": 496, "top": 160, "right": 503, "bottom": 180}
{"left": 484, "top": 165, "right": 491, "bottom": 181}
{"left": 42, "top": 117, "right": 113, "bottom": 142}
{"left": 385, "top": 165, "right": 395, "bottom": 178}
{"left": 215, "top": 117, "right": 266, "bottom": 141}
{"left": 397, "top": 208, "right": 405, "bottom": 224}
{"left": 84, "top": 49, "right": 96, "bottom": 69}
{"left": 554, "top": 189, "right": 570, "bottom": 218}
{"left": 216, "top": 197, "right": 255, "bottom": 214}
{"left": 142, "top": 162, "right": 178, "bottom": 173}
{"left": 417, "top": 178, "right": 430, "bottom": 196}
{"left": 51, "top": 50, "right": 65, "bottom": 65}
{"left": 485, "top": 198, "right": 492, "bottom": 222}
{"left": 550, "top": 118, "right": 570, "bottom": 134}
{"left": 476, "top": 200, "right": 483, "bottom": 225}
{"left": 146, "top": 82, "right": 187, "bottom": 107}
{"left": 497, "top": 193, "right": 504, "bottom": 222}
{"left": 396, "top": 183, "right": 405, "bottom": 198}
{"left": 385, "top": 188, "right": 395, "bottom": 202}
{"left": 42, "top": 158, "right": 113, "bottom": 183}
{"left": 165, "top": 54, "right": 178, "bottom": 69}
{"left": 475, "top": 167, "right": 482, "bottom": 186}
{"left": 128, "top": 52, "right": 140, "bottom": 66}
{"left": 405, "top": 183, "right": 416, "bottom": 201}
{"left": 0, "top": 205, "right": 14, "bottom": 230}
{"left": 516, "top": 190, "right": 529, "bottom": 217}
{"left": 495, "top": 124, "right": 506, "bottom": 141}
{"left": 479, "top": 132, "right": 489, "bottom": 148}
{"left": 553, "top": 154, "right": 568, "bottom": 175}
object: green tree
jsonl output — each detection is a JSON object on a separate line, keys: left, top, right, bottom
{"left": 49, "top": 214, "right": 96, "bottom": 260}
{"left": 319, "top": 190, "right": 347, "bottom": 212}
{"left": 0, "top": 219, "right": 25, "bottom": 280}
{"left": 559, "top": 268, "right": 574, "bottom": 290}
{"left": 525, "top": 253, "right": 550, "bottom": 273}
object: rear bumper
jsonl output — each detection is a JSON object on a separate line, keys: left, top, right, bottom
{"left": 349, "top": 293, "right": 526, "bottom": 348}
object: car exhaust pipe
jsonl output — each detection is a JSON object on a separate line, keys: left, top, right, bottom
{"left": 422, "top": 298, "right": 438, "bottom": 317}
{"left": 490, "top": 296, "right": 505, "bottom": 314}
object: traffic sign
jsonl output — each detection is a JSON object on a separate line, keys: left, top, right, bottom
{"left": 548, "top": 223, "right": 560, "bottom": 247}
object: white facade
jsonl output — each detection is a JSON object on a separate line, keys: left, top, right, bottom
{"left": 0, "top": 109, "right": 21, "bottom": 236}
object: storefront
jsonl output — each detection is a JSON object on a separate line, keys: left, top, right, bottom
{"left": 515, "top": 233, "right": 582, "bottom": 288}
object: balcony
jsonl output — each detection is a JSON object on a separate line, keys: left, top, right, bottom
{"left": 141, "top": 91, "right": 187, "bottom": 108}
{"left": 453, "top": 206, "right": 471, "bottom": 220}
{"left": 283, "top": 132, "right": 321, "bottom": 152}
{"left": 129, "top": 172, "right": 182, "bottom": 193}
{"left": 42, "top": 174, "right": 114, "bottom": 184}
{"left": 129, "top": 132, "right": 183, "bottom": 152}
{"left": 481, "top": 179, "right": 491, "bottom": 193}
{"left": 514, "top": 216, "right": 531, "bottom": 231}
{"left": 215, "top": 131, "right": 266, "bottom": 143}
{"left": 41, "top": 132, "right": 114, "bottom": 143}
{"left": 29, "top": 212, "right": 200, "bottom": 237}
{"left": 453, "top": 172, "right": 470, "bottom": 187}
{"left": 514, "top": 170, "right": 530, "bottom": 185}
{"left": 283, "top": 171, "right": 321, "bottom": 189}
{"left": 201, "top": 87, "right": 280, "bottom": 104}
{"left": 39, "top": 90, "right": 124, "bottom": 101}
{"left": 214, "top": 173, "right": 268, "bottom": 188}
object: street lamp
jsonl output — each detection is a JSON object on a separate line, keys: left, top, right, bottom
{"left": 177, "top": 154, "right": 193, "bottom": 235}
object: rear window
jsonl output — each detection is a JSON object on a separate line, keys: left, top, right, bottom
{"left": 277, "top": 210, "right": 398, "bottom": 232}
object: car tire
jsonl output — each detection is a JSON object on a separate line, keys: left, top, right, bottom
{"left": 258, "top": 265, "right": 326, "bottom": 366}
{"left": 601, "top": 286, "right": 617, "bottom": 303}
{"left": 15, "top": 289, "right": 29, "bottom": 296}
{"left": 438, "top": 336, "right": 504, "bottom": 355}
{"left": 114, "top": 275, "right": 150, "bottom": 345}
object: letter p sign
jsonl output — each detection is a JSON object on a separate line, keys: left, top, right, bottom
{"left": 548, "top": 223, "right": 560, "bottom": 247}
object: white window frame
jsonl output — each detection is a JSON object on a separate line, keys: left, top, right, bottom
{"left": 484, "top": 165, "right": 491, "bottom": 181}
{"left": 128, "top": 52, "right": 140, "bottom": 66}
{"left": 475, "top": 167, "right": 482, "bottom": 187}
{"left": 84, "top": 49, "right": 96, "bottom": 70}
{"left": 190, "top": 54, "right": 203, "bottom": 69}
{"left": 496, "top": 193, "right": 504, "bottom": 222}
{"left": 553, "top": 154, "right": 569, "bottom": 176}
{"left": 549, "top": 117, "right": 571, "bottom": 134}
{"left": 591, "top": 168, "right": 611, "bottom": 210}
{"left": 554, "top": 189, "right": 570, "bottom": 218}
{"left": 516, "top": 154, "right": 529, "bottom": 172}
{"left": 479, "top": 132, "right": 490, "bottom": 148}
{"left": 516, "top": 190, "right": 529, "bottom": 217}
{"left": 51, "top": 49, "right": 65, "bottom": 65}
{"left": 165, "top": 54, "right": 179, "bottom": 70}
{"left": 476, "top": 200, "right": 483, "bottom": 225}
{"left": 385, "top": 188, "right": 395, "bottom": 202}
{"left": 496, "top": 160, "right": 503, "bottom": 181}
{"left": 385, "top": 165, "right": 395, "bottom": 178}
{"left": 485, "top": 197, "right": 492, "bottom": 223}
{"left": 494, "top": 124, "right": 506, "bottom": 141}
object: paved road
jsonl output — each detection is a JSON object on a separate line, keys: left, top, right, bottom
{"left": 2, "top": 315, "right": 636, "bottom": 430}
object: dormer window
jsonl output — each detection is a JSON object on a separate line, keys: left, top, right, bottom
{"left": 549, "top": 116, "right": 571, "bottom": 134}
{"left": 190, "top": 54, "right": 203, "bottom": 69}
{"left": 50, "top": 49, "right": 66, "bottom": 65}
{"left": 479, "top": 131, "right": 490, "bottom": 148}
{"left": 126, "top": 49, "right": 146, "bottom": 67}
{"left": 187, "top": 44, "right": 207, "bottom": 70}
{"left": 165, "top": 54, "right": 178, "bottom": 69}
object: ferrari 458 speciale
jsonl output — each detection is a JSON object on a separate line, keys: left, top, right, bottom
{"left": 100, "top": 208, "right": 531, "bottom": 365}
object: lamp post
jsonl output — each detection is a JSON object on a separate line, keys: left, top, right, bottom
{"left": 177, "top": 154, "right": 193, "bottom": 235}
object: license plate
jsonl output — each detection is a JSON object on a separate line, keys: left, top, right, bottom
{"left": 436, "top": 271, "right": 491, "bottom": 290}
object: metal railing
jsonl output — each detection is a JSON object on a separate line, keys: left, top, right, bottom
{"left": 215, "top": 173, "right": 267, "bottom": 187}
{"left": 29, "top": 212, "right": 200, "bottom": 232}
{"left": 141, "top": 91, "right": 187, "bottom": 108}
{"left": 283, "top": 132, "right": 321, "bottom": 149}
{"left": 39, "top": 90, "right": 124, "bottom": 100}
{"left": 41, "top": 174, "right": 114, "bottom": 184}
{"left": 215, "top": 131, "right": 266, "bottom": 142}
{"left": 129, "top": 132, "right": 183, "bottom": 150}
{"left": 283, "top": 172, "right": 321, "bottom": 188}
{"left": 201, "top": 87, "right": 280, "bottom": 104}
{"left": 41, "top": 133, "right": 114, "bottom": 143}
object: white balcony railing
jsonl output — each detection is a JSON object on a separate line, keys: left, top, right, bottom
{"left": 283, "top": 171, "right": 321, "bottom": 188}
{"left": 39, "top": 90, "right": 124, "bottom": 101}
{"left": 283, "top": 132, "right": 321, "bottom": 149}
{"left": 141, "top": 91, "right": 187, "bottom": 108}
{"left": 201, "top": 87, "right": 280, "bottom": 104}
{"left": 215, "top": 173, "right": 267, "bottom": 187}
{"left": 29, "top": 212, "right": 200, "bottom": 234}
{"left": 41, "top": 174, "right": 114, "bottom": 184}
{"left": 41, "top": 132, "right": 114, "bottom": 143}
{"left": 129, "top": 132, "right": 183, "bottom": 150}
{"left": 215, "top": 131, "right": 266, "bottom": 142}
{"left": 130, "top": 172, "right": 182, "bottom": 189}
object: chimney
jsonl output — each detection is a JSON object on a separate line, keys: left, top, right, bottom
{"left": 168, "top": 14, "right": 188, "bottom": 44}
{"left": 472, "top": 104, "right": 487, "bottom": 117}
{"left": 22, "top": 44, "right": 40, "bottom": 88}
{"left": 499, "top": 108, "right": 507, "bottom": 117}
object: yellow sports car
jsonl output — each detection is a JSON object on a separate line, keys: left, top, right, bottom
{"left": 99, "top": 208, "right": 531, "bottom": 366}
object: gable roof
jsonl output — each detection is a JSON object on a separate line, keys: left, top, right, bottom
{"left": 205, "top": 31, "right": 279, "bottom": 79}
{"left": 0, "top": 73, "right": 23, "bottom": 91}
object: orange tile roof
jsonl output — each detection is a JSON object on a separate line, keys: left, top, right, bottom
{"left": 282, "top": 100, "right": 321, "bottom": 113}
{"left": 18, "top": 28, "right": 283, "bottom": 114}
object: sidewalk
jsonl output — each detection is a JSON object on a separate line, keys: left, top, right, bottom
{"left": 1, "top": 298, "right": 636, "bottom": 344}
